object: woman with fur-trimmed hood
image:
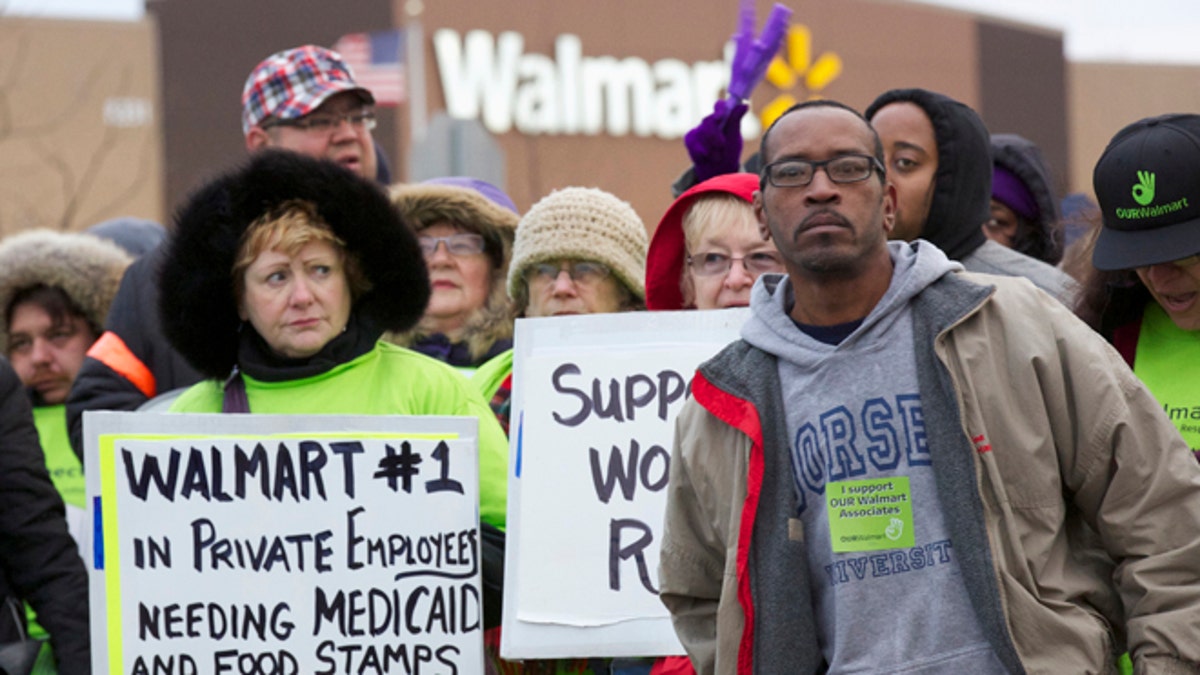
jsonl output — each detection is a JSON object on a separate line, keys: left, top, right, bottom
{"left": 158, "top": 151, "right": 509, "bottom": 531}
{"left": 0, "top": 227, "right": 131, "bottom": 669}
{"left": 388, "top": 177, "right": 519, "bottom": 371}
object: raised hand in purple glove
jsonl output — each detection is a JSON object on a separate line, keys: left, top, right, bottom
{"left": 685, "top": 98, "right": 750, "bottom": 182}
{"left": 684, "top": 0, "right": 791, "bottom": 182}
{"left": 729, "top": 1, "right": 792, "bottom": 101}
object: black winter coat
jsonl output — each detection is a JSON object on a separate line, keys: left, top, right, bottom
{"left": 0, "top": 356, "right": 90, "bottom": 673}
{"left": 65, "top": 243, "right": 202, "bottom": 460}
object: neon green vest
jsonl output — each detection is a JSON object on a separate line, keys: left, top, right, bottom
{"left": 32, "top": 405, "right": 86, "bottom": 509}
{"left": 472, "top": 348, "right": 514, "bottom": 402}
{"left": 1134, "top": 302, "right": 1200, "bottom": 454}
{"left": 171, "top": 342, "right": 508, "bottom": 529}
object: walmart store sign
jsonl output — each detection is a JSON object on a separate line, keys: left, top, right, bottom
{"left": 434, "top": 29, "right": 760, "bottom": 140}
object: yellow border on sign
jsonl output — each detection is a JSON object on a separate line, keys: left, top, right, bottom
{"left": 97, "top": 430, "right": 460, "bottom": 673}
{"left": 98, "top": 433, "right": 124, "bottom": 675}
{"left": 228, "top": 432, "right": 457, "bottom": 440}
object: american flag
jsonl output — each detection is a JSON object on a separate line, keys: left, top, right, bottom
{"left": 333, "top": 30, "right": 406, "bottom": 107}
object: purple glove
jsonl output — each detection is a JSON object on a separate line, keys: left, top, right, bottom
{"left": 684, "top": 1, "right": 791, "bottom": 182}
{"left": 685, "top": 98, "right": 750, "bottom": 182}
{"left": 729, "top": 1, "right": 792, "bottom": 101}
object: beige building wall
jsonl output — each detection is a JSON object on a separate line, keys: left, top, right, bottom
{"left": 0, "top": 17, "right": 162, "bottom": 236}
{"left": 1068, "top": 62, "right": 1200, "bottom": 197}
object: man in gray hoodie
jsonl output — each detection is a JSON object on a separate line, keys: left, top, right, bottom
{"left": 658, "top": 99, "right": 1200, "bottom": 673}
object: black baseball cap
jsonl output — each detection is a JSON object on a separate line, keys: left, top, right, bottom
{"left": 1092, "top": 113, "right": 1200, "bottom": 271}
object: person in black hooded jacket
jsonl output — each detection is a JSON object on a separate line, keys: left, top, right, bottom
{"left": 865, "top": 88, "right": 1077, "bottom": 305}
{"left": 0, "top": 356, "right": 90, "bottom": 674}
{"left": 986, "top": 133, "right": 1065, "bottom": 265}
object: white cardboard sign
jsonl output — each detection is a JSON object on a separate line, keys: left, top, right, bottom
{"left": 502, "top": 308, "right": 747, "bottom": 658}
{"left": 84, "top": 412, "right": 481, "bottom": 675}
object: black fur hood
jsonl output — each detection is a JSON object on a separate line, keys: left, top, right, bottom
{"left": 159, "top": 151, "right": 430, "bottom": 379}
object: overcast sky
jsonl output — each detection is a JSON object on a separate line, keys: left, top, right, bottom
{"left": 5, "top": 0, "right": 1200, "bottom": 64}
{"left": 912, "top": 0, "right": 1200, "bottom": 63}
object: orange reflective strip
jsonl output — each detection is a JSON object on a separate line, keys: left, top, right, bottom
{"left": 86, "top": 331, "right": 157, "bottom": 398}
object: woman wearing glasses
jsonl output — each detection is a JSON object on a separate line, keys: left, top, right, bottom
{"left": 1077, "top": 113, "right": 1200, "bottom": 460}
{"left": 475, "top": 186, "right": 649, "bottom": 430}
{"left": 646, "top": 172, "right": 783, "bottom": 311}
{"left": 389, "top": 178, "right": 520, "bottom": 372}
{"left": 473, "top": 186, "right": 649, "bottom": 674}
{"left": 508, "top": 187, "right": 648, "bottom": 319}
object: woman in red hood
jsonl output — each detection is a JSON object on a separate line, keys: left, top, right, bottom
{"left": 646, "top": 173, "right": 782, "bottom": 311}
{"left": 644, "top": 172, "right": 780, "bottom": 675}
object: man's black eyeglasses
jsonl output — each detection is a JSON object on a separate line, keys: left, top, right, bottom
{"left": 763, "top": 154, "right": 884, "bottom": 188}
{"left": 262, "top": 110, "right": 377, "bottom": 134}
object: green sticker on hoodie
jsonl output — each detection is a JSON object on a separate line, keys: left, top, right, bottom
{"left": 827, "top": 477, "right": 915, "bottom": 553}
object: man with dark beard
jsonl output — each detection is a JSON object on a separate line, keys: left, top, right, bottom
{"left": 657, "top": 99, "right": 1200, "bottom": 674}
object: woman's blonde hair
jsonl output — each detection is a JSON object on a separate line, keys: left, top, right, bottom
{"left": 678, "top": 194, "right": 759, "bottom": 307}
{"left": 680, "top": 193, "right": 759, "bottom": 253}
{"left": 232, "top": 199, "right": 371, "bottom": 301}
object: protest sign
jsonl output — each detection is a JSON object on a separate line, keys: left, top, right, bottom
{"left": 84, "top": 412, "right": 481, "bottom": 675}
{"left": 501, "top": 308, "right": 747, "bottom": 658}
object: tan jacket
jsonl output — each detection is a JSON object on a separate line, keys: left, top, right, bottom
{"left": 660, "top": 272, "right": 1200, "bottom": 675}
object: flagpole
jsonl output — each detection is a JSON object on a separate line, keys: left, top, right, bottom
{"left": 405, "top": 0, "right": 427, "bottom": 147}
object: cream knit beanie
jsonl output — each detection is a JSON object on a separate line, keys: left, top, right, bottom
{"left": 507, "top": 187, "right": 648, "bottom": 302}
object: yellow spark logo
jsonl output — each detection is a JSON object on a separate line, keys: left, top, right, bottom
{"left": 760, "top": 25, "right": 843, "bottom": 129}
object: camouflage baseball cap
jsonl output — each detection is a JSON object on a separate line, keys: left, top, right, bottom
{"left": 241, "top": 45, "right": 374, "bottom": 135}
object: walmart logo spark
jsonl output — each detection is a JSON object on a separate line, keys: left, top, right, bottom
{"left": 759, "top": 25, "right": 843, "bottom": 129}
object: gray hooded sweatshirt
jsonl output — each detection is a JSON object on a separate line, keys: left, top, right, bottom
{"left": 741, "top": 241, "right": 1007, "bottom": 674}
